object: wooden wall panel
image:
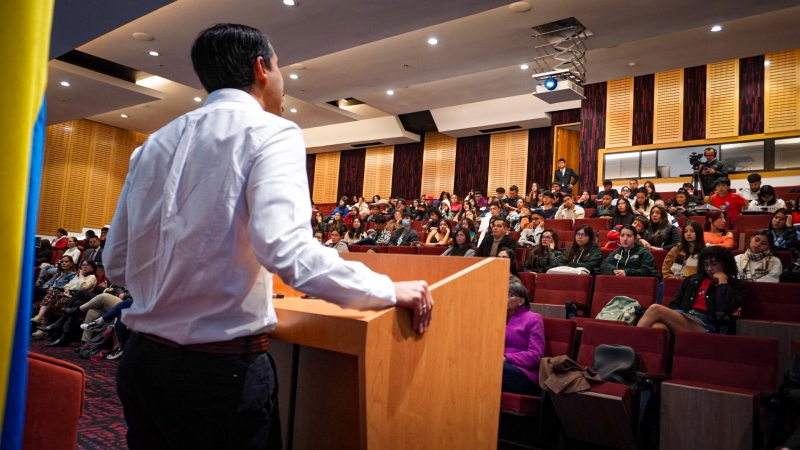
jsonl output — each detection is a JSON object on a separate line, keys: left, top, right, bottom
{"left": 653, "top": 69, "right": 684, "bottom": 144}
{"left": 420, "top": 132, "right": 456, "bottom": 197}
{"left": 604, "top": 78, "right": 634, "bottom": 148}
{"left": 706, "top": 60, "right": 740, "bottom": 139}
{"left": 488, "top": 130, "right": 528, "bottom": 191}
{"left": 312, "top": 151, "right": 341, "bottom": 204}
{"left": 362, "top": 146, "right": 394, "bottom": 200}
{"left": 37, "top": 119, "right": 149, "bottom": 235}
{"left": 765, "top": 49, "right": 800, "bottom": 133}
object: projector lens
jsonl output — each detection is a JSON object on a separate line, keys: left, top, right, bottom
{"left": 544, "top": 78, "right": 558, "bottom": 91}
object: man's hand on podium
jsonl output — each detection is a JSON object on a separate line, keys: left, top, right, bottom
{"left": 394, "top": 281, "right": 433, "bottom": 333}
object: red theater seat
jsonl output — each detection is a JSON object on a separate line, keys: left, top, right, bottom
{"left": 348, "top": 245, "right": 361, "bottom": 252}
{"left": 574, "top": 218, "right": 610, "bottom": 232}
{"left": 533, "top": 273, "right": 592, "bottom": 308}
{"left": 740, "top": 282, "right": 800, "bottom": 322}
{"left": 387, "top": 246, "right": 417, "bottom": 255}
{"left": 650, "top": 249, "right": 668, "bottom": 273}
{"left": 661, "top": 277, "right": 684, "bottom": 304}
{"left": 574, "top": 275, "right": 657, "bottom": 327}
{"left": 733, "top": 214, "right": 772, "bottom": 230}
{"left": 517, "top": 272, "right": 536, "bottom": 299}
{"left": 546, "top": 219, "right": 573, "bottom": 231}
{"left": 417, "top": 246, "right": 448, "bottom": 256}
{"left": 674, "top": 215, "right": 687, "bottom": 230}
{"left": 50, "top": 249, "right": 64, "bottom": 264}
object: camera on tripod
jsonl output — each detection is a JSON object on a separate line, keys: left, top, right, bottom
{"left": 688, "top": 152, "right": 703, "bottom": 171}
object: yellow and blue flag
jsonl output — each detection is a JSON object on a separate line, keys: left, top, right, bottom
{"left": 0, "top": 1, "right": 55, "bottom": 449}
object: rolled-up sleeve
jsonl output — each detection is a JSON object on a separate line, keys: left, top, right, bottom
{"left": 245, "top": 126, "right": 396, "bottom": 310}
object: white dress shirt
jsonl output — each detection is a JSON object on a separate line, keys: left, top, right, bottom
{"left": 104, "top": 89, "right": 396, "bottom": 345}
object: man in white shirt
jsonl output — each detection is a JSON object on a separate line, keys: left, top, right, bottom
{"left": 477, "top": 200, "right": 503, "bottom": 246}
{"left": 554, "top": 194, "right": 585, "bottom": 221}
{"left": 739, "top": 173, "right": 762, "bottom": 201}
{"left": 106, "top": 24, "right": 432, "bottom": 450}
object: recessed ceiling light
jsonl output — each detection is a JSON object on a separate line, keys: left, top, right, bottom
{"left": 290, "top": 108, "right": 297, "bottom": 113}
{"left": 289, "top": 74, "right": 298, "bottom": 79}
{"left": 764, "top": 60, "right": 771, "bottom": 67}
{"left": 629, "top": 62, "right": 637, "bottom": 67}
{"left": 520, "top": 64, "right": 529, "bottom": 70}
{"left": 387, "top": 90, "right": 394, "bottom": 95}
{"left": 148, "top": 51, "right": 159, "bottom": 56}
{"left": 427, "top": 38, "right": 438, "bottom": 45}
{"left": 283, "top": 0, "right": 296, "bottom": 5}
{"left": 710, "top": 25, "right": 722, "bottom": 32}
{"left": 120, "top": 114, "right": 128, "bottom": 118}
{"left": 194, "top": 97, "right": 202, "bottom": 102}
{"left": 60, "top": 81, "right": 70, "bottom": 87}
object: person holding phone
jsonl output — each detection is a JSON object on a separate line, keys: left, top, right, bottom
{"left": 638, "top": 246, "right": 745, "bottom": 335}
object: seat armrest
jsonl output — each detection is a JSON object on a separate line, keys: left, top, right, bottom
{"left": 565, "top": 301, "right": 590, "bottom": 319}
{"left": 636, "top": 372, "right": 671, "bottom": 390}
{"left": 760, "top": 391, "right": 779, "bottom": 409}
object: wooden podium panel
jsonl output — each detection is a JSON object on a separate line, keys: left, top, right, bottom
{"left": 270, "top": 255, "right": 509, "bottom": 450}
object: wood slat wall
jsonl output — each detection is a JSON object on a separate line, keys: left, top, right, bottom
{"left": 653, "top": 69, "right": 685, "bottom": 144}
{"left": 488, "top": 130, "right": 528, "bottom": 192}
{"left": 420, "top": 132, "right": 456, "bottom": 197}
{"left": 605, "top": 78, "right": 634, "bottom": 148}
{"left": 765, "top": 49, "right": 800, "bottom": 133}
{"left": 37, "top": 119, "right": 147, "bottom": 235}
{"left": 362, "top": 145, "right": 394, "bottom": 200}
{"left": 312, "top": 151, "right": 341, "bottom": 204}
{"left": 706, "top": 60, "right": 740, "bottom": 139}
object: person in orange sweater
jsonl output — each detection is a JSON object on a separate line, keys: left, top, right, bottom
{"left": 703, "top": 210, "right": 735, "bottom": 250}
{"left": 708, "top": 178, "right": 746, "bottom": 223}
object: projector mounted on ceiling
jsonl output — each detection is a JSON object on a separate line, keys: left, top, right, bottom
{"left": 533, "top": 79, "right": 585, "bottom": 103}
{"left": 528, "top": 17, "right": 589, "bottom": 103}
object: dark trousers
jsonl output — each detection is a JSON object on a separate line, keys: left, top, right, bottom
{"left": 502, "top": 362, "right": 536, "bottom": 395}
{"left": 117, "top": 333, "right": 282, "bottom": 450}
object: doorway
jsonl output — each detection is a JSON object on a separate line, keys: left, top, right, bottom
{"left": 553, "top": 123, "right": 581, "bottom": 193}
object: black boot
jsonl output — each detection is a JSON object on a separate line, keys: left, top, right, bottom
{"left": 39, "top": 315, "right": 67, "bottom": 332}
{"left": 63, "top": 307, "right": 81, "bottom": 316}
{"left": 46, "top": 334, "right": 70, "bottom": 347}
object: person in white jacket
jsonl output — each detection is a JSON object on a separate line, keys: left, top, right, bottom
{"left": 554, "top": 195, "right": 585, "bottom": 221}
{"left": 518, "top": 211, "right": 545, "bottom": 247}
{"left": 734, "top": 230, "right": 782, "bottom": 283}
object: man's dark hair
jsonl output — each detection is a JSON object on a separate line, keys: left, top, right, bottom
{"left": 101, "top": 227, "right": 109, "bottom": 232}
{"left": 602, "top": 179, "right": 612, "bottom": 186}
{"left": 542, "top": 191, "right": 554, "bottom": 199}
{"left": 509, "top": 185, "right": 519, "bottom": 191}
{"left": 705, "top": 147, "right": 717, "bottom": 157}
{"left": 191, "top": 23, "right": 274, "bottom": 93}
{"left": 370, "top": 204, "right": 380, "bottom": 210}
{"left": 473, "top": 189, "right": 483, "bottom": 195}
{"left": 428, "top": 208, "right": 440, "bottom": 217}
{"left": 496, "top": 187, "right": 506, "bottom": 194}
{"left": 375, "top": 215, "right": 387, "bottom": 224}
{"left": 558, "top": 158, "right": 566, "bottom": 163}
{"left": 602, "top": 192, "right": 613, "bottom": 199}
{"left": 489, "top": 200, "right": 502, "bottom": 209}
{"left": 682, "top": 182, "right": 694, "bottom": 189}
{"left": 397, "top": 198, "right": 406, "bottom": 205}
{"left": 530, "top": 210, "right": 545, "bottom": 219}
{"left": 747, "top": 173, "right": 762, "bottom": 183}
{"left": 491, "top": 215, "right": 510, "bottom": 228}
{"left": 714, "top": 178, "right": 731, "bottom": 187}
{"left": 402, "top": 213, "right": 412, "bottom": 220}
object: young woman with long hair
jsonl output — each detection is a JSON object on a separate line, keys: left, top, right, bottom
{"left": 640, "top": 206, "right": 680, "bottom": 250}
{"left": 768, "top": 208, "right": 800, "bottom": 251}
{"left": 425, "top": 220, "right": 452, "bottom": 246}
{"left": 611, "top": 196, "right": 636, "bottom": 228}
{"left": 747, "top": 185, "right": 787, "bottom": 212}
{"left": 734, "top": 230, "right": 782, "bottom": 282}
{"left": 523, "top": 229, "right": 562, "bottom": 273}
{"left": 662, "top": 220, "right": 705, "bottom": 279}
{"left": 559, "top": 224, "right": 602, "bottom": 273}
{"left": 442, "top": 226, "right": 476, "bottom": 257}
{"left": 703, "top": 211, "right": 734, "bottom": 249}
{"left": 343, "top": 217, "right": 367, "bottom": 244}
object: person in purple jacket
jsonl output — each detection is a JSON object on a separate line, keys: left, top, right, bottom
{"left": 503, "top": 278, "right": 545, "bottom": 394}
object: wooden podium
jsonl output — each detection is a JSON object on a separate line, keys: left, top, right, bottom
{"left": 270, "top": 253, "right": 508, "bottom": 450}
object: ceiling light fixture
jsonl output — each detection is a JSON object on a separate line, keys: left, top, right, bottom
{"left": 283, "top": 0, "right": 297, "bottom": 5}
{"left": 194, "top": 97, "right": 202, "bottom": 102}
{"left": 289, "top": 74, "right": 298, "bottom": 79}
{"left": 290, "top": 108, "right": 297, "bottom": 113}
{"left": 60, "top": 81, "right": 70, "bottom": 87}
{"left": 387, "top": 90, "right": 394, "bottom": 95}
{"left": 148, "top": 51, "right": 159, "bottom": 56}
{"left": 764, "top": 60, "right": 771, "bottom": 67}
{"left": 120, "top": 114, "right": 128, "bottom": 118}
{"left": 520, "top": 64, "right": 529, "bottom": 70}
{"left": 427, "top": 38, "right": 438, "bottom": 45}
{"left": 710, "top": 25, "right": 722, "bottom": 32}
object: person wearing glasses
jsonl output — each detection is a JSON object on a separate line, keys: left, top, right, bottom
{"left": 32, "top": 255, "right": 78, "bottom": 305}
{"left": 559, "top": 225, "right": 603, "bottom": 273}
{"left": 31, "top": 260, "right": 97, "bottom": 341}
{"left": 503, "top": 278, "right": 545, "bottom": 395}
{"left": 524, "top": 229, "right": 562, "bottom": 273}
{"left": 698, "top": 147, "right": 727, "bottom": 196}
{"left": 476, "top": 216, "right": 517, "bottom": 257}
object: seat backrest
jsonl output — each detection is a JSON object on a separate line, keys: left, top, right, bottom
{"left": 601, "top": 248, "right": 614, "bottom": 260}
{"left": 387, "top": 246, "right": 418, "bottom": 255}
{"left": 577, "top": 321, "right": 669, "bottom": 373}
{"left": 546, "top": 219, "right": 573, "bottom": 231}
{"left": 574, "top": 218, "right": 610, "bottom": 232}
{"left": 650, "top": 249, "right": 668, "bottom": 274}
{"left": 557, "top": 231, "right": 574, "bottom": 250}
{"left": 583, "top": 208, "right": 596, "bottom": 218}
{"left": 661, "top": 277, "right": 684, "bottom": 305}
{"left": 418, "top": 246, "right": 448, "bottom": 256}
{"left": 733, "top": 214, "right": 772, "bottom": 230}
{"left": 740, "top": 282, "right": 800, "bottom": 322}
{"left": 590, "top": 275, "right": 658, "bottom": 318}
{"left": 50, "top": 249, "right": 65, "bottom": 264}
{"left": 515, "top": 248, "right": 526, "bottom": 272}
{"left": 349, "top": 245, "right": 361, "bottom": 252}
{"left": 410, "top": 221, "right": 424, "bottom": 232}
{"left": 672, "top": 331, "right": 779, "bottom": 391}
{"left": 776, "top": 251, "right": 792, "bottom": 271}
{"left": 509, "top": 231, "right": 521, "bottom": 241}
{"left": 534, "top": 273, "right": 592, "bottom": 306}
{"left": 517, "top": 272, "right": 536, "bottom": 299}
{"left": 674, "top": 215, "right": 687, "bottom": 230}
{"left": 543, "top": 318, "right": 577, "bottom": 358}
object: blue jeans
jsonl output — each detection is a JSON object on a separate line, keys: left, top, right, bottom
{"left": 37, "top": 265, "right": 57, "bottom": 282}
{"left": 502, "top": 362, "right": 536, "bottom": 395}
{"left": 104, "top": 300, "right": 133, "bottom": 346}
{"left": 354, "top": 238, "right": 378, "bottom": 246}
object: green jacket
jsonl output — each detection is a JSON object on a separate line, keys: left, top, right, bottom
{"left": 562, "top": 244, "right": 603, "bottom": 273}
{"left": 600, "top": 243, "right": 655, "bottom": 277}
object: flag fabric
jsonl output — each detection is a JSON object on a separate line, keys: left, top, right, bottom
{"left": 0, "top": 1, "right": 55, "bottom": 449}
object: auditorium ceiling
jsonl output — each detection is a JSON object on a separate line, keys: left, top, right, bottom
{"left": 46, "top": 0, "right": 800, "bottom": 135}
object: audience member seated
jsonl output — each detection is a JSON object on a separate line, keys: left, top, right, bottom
{"left": 681, "top": 182, "right": 704, "bottom": 204}
{"left": 386, "top": 210, "right": 403, "bottom": 234}
{"left": 539, "top": 191, "right": 557, "bottom": 219}
{"left": 599, "top": 225, "right": 656, "bottom": 277}
{"left": 514, "top": 206, "right": 533, "bottom": 231}
{"left": 476, "top": 216, "right": 517, "bottom": 257}
{"left": 411, "top": 202, "right": 429, "bottom": 222}
{"left": 31, "top": 260, "right": 97, "bottom": 340}
{"left": 503, "top": 278, "right": 545, "bottom": 395}
{"left": 438, "top": 201, "right": 454, "bottom": 220}
{"left": 313, "top": 231, "right": 324, "bottom": 245}
{"left": 577, "top": 190, "right": 597, "bottom": 210}
{"left": 364, "top": 204, "right": 382, "bottom": 223}
{"left": 596, "top": 179, "right": 619, "bottom": 200}
{"left": 77, "top": 291, "right": 131, "bottom": 342}
{"left": 551, "top": 182, "right": 564, "bottom": 196}
{"left": 442, "top": 227, "right": 476, "bottom": 257}
{"left": 450, "top": 194, "right": 461, "bottom": 213}
{"left": 523, "top": 229, "right": 562, "bottom": 273}
{"left": 355, "top": 196, "right": 370, "bottom": 217}
{"left": 611, "top": 196, "right": 636, "bottom": 228}
{"left": 627, "top": 179, "right": 639, "bottom": 199}
{"left": 344, "top": 206, "right": 361, "bottom": 226}
{"left": 734, "top": 230, "right": 782, "bottom": 283}
{"left": 591, "top": 192, "right": 616, "bottom": 218}
{"left": 739, "top": 173, "right": 762, "bottom": 202}
{"left": 425, "top": 220, "right": 451, "bottom": 246}
{"left": 498, "top": 248, "right": 520, "bottom": 278}
{"left": 640, "top": 206, "right": 680, "bottom": 250}
{"left": 523, "top": 183, "right": 540, "bottom": 206}
{"left": 466, "top": 188, "right": 488, "bottom": 208}
{"left": 652, "top": 199, "right": 679, "bottom": 227}
{"left": 518, "top": 210, "right": 545, "bottom": 247}
{"left": 312, "top": 211, "right": 327, "bottom": 233}
{"left": 477, "top": 201, "right": 504, "bottom": 246}
{"left": 554, "top": 194, "right": 585, "bottom": 221}
{"left": 35, "top": 240, "right": 51, "bottom": 267}
{"left": 643, "top": 180, "right": 663, "bottom": 201}
{"left": 81, "top": 299, "right": 132, "bottom": 360}
{"left": 355, "top": 215, "right": 392, "bottom": 246}
{"left": 79, "top": 235, "right": 103, "bottom": 266}
{"left": 33, "top": 255, "right": 77, "bottom": 304}
{"left": 40, "top": 282, "right": 130, "bottom": 347}
{"left": 342, "top": 218, "right": 367, "bottom": 244}
{"left": 453, "top": 201, "right": 472, "bottom": 222}
{"left": 456, "top": 217, "right": 477, "bottom": 238}
{"left": 552, "top": 191, "right": 564, "bottom": 208}
{"left": 618, "top": 186, "right": 633, "bottom": 203}
{"left": 708, "top": 178, "right": 746, "bottom": 222}
{"left": 632, "top": 216, "right": 650, "bottom": 242}
{"left": 557, "top": 224, "right": 602, "bottom": 274}
{"left": 389, "top": 213, "right": 419, "bottom": 246}
{"left": 424, "top": 208, "right": 442, "bottom": 231}
{"left": 327, "top": 211, "right": 345, "bottom": 232}
{"left": 638, "top": 246, "right": 746, "bottom": 335}
{"left": 667, "top": 189, "right": 698, "bottom": 217}
{"left": 748, "top": 185, "right": 787, "bottom": 212}
{"left": 662, "top": 221, "right": 704, "bottom": 279}
{"left": 703, "top": 211, "right": 735, "bottom": 250}
{"left": 326, "top": 228, "right": 349, "bottom": 253}
{"left": 793, "top": 196, "right": 800, "bottom": 227}
{"left": 51, "top": 228, "right": 69, "bottom": 250}
{"left": 328, "top": 197, "right": 348, "bottom": 219}
{"left": 632, "top": 187, "right": 654, "bottom": 217}
{"left": 769, "top": 208, "right": 800, "bottom": 251}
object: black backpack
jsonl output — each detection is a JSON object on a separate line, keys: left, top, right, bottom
{"left": 78, "top": 324, "right": 117, "bottom": 360}
{"left": 780, "top": 261, "right": 800, "bottom": 284}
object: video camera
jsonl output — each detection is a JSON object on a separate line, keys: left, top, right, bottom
{"left": 688, "top": 152, "right": 703, "bottom": 171}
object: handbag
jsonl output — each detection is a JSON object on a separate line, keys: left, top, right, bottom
{"left": 546, "top": 266, "right": 590, "bottom": 275}
{"left": 591, "top": 344, "right": 641, "bottom": 392}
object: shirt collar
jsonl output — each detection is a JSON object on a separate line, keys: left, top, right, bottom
{"left": 204, "top": 88, "right": 265, "bottom": 111}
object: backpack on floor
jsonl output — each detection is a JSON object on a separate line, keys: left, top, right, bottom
{"left": 595, "top": 296, "right": 640, "bottom": 325}
{"left": 78, "top": 324, "right": 117, "bottom": 361}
